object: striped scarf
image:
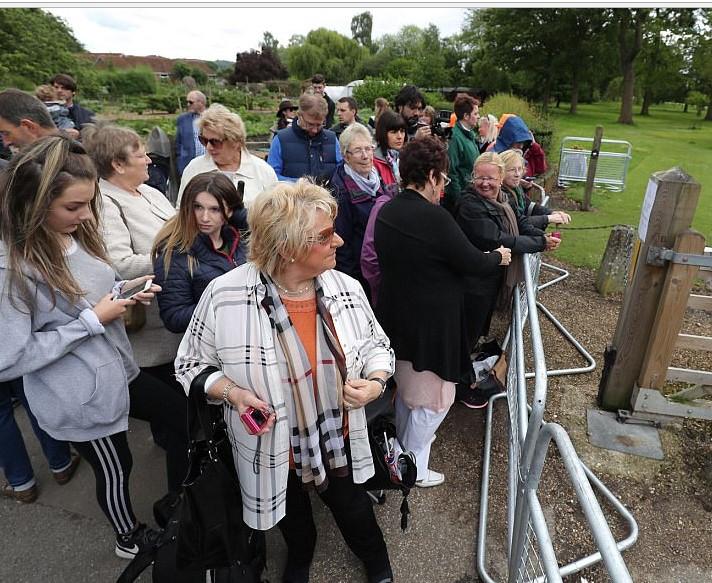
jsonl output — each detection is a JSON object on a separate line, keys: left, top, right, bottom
{"left": 261, "top": 275, "right": 348, "bottom": 490}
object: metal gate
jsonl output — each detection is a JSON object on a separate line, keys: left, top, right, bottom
{"left": 558, "top": 136, "right": 633, "bottom": 192}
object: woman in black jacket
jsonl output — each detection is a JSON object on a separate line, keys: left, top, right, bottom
{"left": 152, "top": 172, "right": 247, "bottom": 333}
{"left": 454, "top": 152, "right": 561, "bottom": 363}
{"left": 375, "top": 138, "right": 511, "bottom": 486}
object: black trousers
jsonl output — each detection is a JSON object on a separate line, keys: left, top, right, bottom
{"left": 278, "top": 469, "right": 391, "bottom": 583}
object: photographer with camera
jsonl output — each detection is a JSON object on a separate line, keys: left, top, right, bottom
{"left": 394, "top": 85, "right": 431, "bottom": 142}
{"left": 443, "top": 95, "right": 480, "bottom": 215}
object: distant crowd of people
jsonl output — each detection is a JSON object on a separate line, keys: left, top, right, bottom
{"left": 0, "top": 71, "right": 571, "bottom": 582}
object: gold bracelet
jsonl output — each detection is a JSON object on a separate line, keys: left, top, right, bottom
{"left": 221, "top": 381, "right": 239, "bottom": 405}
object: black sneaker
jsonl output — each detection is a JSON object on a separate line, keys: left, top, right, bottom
{"left": 115, "top": 523, "right": 160, "bottom": 559}
{"left": 458, "top": 381, "right": 503, "bottom": 410}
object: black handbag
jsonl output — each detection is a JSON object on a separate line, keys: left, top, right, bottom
{"left": 175, "top": 376, "right": 266, "bottom": 580}
{"left": 364, "top": 384, "right": 417, "bottom": 530}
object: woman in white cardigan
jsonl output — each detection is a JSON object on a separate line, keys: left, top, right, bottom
{"left": 175, "top": 179, "right": 395, "bottom": 583}
{"left": 177, "top": 104, "right": 278, "bottom": 208}
{"left": 83, "top": 124, "right": 183, "bottom": 391}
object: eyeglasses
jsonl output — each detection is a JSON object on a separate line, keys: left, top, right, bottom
{"left": 441, "top": 173, "right": 452, "bottom": 187}
{"left": 299, "top": 116, "right": 324, "bottom": 131}
{"left": 307, "top": 227, "right": 336, "bottom": 246}
{"left": 198, "top": 135, "right": 224, "bottom": 148}
{"left": 346, "top": 145, "right": 376, "bottom": 157}
{"left": 186, "top": 100, "right": 195, "bottom": 105}
{"left": 472, "top": 174, "right": 500, "bottom": 184}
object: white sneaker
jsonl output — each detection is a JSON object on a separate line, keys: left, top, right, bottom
{"left": 415, "top": 469, "right": 445, "bottom": 488}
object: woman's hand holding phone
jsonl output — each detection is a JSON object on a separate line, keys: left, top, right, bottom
{"left": 115, "top": 275, "right": 160, "bottom": 305}
{"left": 223, "top": 381, "right": 275, "bottom": 436}
{"left": 94, "top": 293, "right": 135, "bottom": 324}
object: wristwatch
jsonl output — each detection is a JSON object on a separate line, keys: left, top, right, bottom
{"left": 369, "top": 377, "right": 387, "bottom": 397}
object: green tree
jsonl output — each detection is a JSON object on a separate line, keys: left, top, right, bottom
{"left": 171, "top": 62, "right": 191, "bottom": 81}
{"left": 351, "top": 12, "right": 373, "bottom": 50}
{"left": 261, "top": 31, "right": 279, "bottom": 52}
{"left": 0, "top": 8, "right": 84, "bottom": 88}
{"left": 286, "top": 28, "right": 366, "bottom": 83}
{"left": 692, "top": 36, "right": 712, "bottom": 120}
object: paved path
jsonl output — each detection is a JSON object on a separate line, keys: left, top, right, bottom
{"left": 1, "top": 402, "right": 491, "bottom": 583}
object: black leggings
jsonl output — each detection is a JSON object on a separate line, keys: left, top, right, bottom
{"left": 278, "top": 470, "right": 391, "bottom": 581}
{"left": 71, "top": 370, "right": 189, "bottom": 535}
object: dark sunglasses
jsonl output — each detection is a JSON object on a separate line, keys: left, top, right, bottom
{"left": 198, "top": 135, "right": 224, "bottom": 147}
{"left": 186, "top": 100, "right": 195, "bottom": 105}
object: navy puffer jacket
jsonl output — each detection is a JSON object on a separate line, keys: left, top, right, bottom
{"left": 153, "top": 225, "right": 246, "bottom": 333}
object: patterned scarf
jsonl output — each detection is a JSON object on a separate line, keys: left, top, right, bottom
{"left": 344, "top": 163, "right": 381, "bottom": 198}
{"left": 260, "top": 275, "right": 348, "bottom": 490}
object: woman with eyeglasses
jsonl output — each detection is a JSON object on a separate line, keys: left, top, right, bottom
{"left": 175, "top": 179, "right": 396, "bottom": 583}
{"left": 453, "top": 152, "right": 560, "bottom": 406}
{"left": 374, "top": 138, "right": 511, "bottom": 486}
{"left": 83, "top": 123, "right": 184, "bottom": 394}
{"left": 177, "top": 104, "right": 278, "bottom": 208}
{"left": 330, "top": 123, "right": 388, "bottom": 298}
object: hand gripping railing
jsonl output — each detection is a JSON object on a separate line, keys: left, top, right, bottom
{"left": 476, "top": 250, "right": 637, "bottom": 583}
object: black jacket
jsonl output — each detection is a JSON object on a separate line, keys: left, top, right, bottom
{"left": 455, "top": 186, "right": 546, "bottom": 295}
{"left": 502, "top": 184, "right": 550, "bottom": 230}
{"left": 153, "top": 225, "right": 246, "bottom": 333}
{"left": 375, "top": 189, "right": 502, "bottom": 382}
{"left": 323, "top": 93, "right": 336, "bottom": 128}
{"left": 68, "top": 102, "right": 95, "bottom": 129}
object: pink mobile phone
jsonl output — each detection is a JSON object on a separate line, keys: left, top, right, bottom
{"left": 240, "top": 407, "right": 270, "bottom": 434}
{"left": 551, "top": 231, "right": 562, "bottom": 240}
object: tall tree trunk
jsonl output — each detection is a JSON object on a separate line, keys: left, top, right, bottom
{"left": 618, "top": 65, "right": 636, "bottom": 124}
{"left": 684, "top": 102, "right": 689, "bottom": 113}
{"left": 705, "top": 94, "right": 712, "bottom": 121}
{"left": 616, "top": 9, "right": 648, "bottom": 125}
{"left": 640, "top": 87, "right": 653, "bottom": 116}
{"left": 541, "top": 78, "right": 551, "bottom": 113}
{"left": 569, "top": 69, "right": 580, "bottom": 114}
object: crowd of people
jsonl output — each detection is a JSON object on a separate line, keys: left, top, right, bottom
{"left": 0, "top": 72, "right": 571, "bottom": 582}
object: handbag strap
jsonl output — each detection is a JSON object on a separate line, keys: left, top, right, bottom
{"left": 187, "top": 367, "right": 223, "bottom": 447}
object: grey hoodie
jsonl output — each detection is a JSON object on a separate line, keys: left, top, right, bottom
{"left": 0, "top": 241, "right": 138, "bottom": 442}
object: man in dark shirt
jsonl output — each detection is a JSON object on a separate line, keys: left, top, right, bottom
{"left": 311, "top": 73, "right": 336, "bottom": 128}
{"left": 0, "top": 88, "right": 58, "bottom": 150}
{"left": 331, "top": 97, "right": 372, "bottom": 139}
{"left": 51, "top": 73, "right": 95, "bottom": 130}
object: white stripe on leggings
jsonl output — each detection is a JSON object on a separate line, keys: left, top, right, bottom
{"left": 91, "top": 437, "right": 132, "bottom": 534}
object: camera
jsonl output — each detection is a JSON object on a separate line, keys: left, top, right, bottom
{"left": 240, "top": 406, "right": 272, "bottom": 434}
{"left": 417, "top": 110, "right": 453, "bottom": 140}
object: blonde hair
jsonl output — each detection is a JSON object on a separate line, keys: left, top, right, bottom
{"left": 473, "top": 151, "right": 506, "bottom": 180}
{"left": 338, "top": 123, "right": 373, "bottom": 157}
{"left": 374, "top": 97, "right": 389, "bottom": 123}
{"left": 199, "top": 104, "right": 246, "bottom": 147}
{"left": 298, "top": 93, "right": 328, "bottom": 118}
{"left": 247, "top": 179, "right": 337, "bottom": 278}
{"left": 35, "top": 84, "right": 56, "bottom": 102}
{"left": 499, "top": 149, "right": 525, "bottom": 172}
{"left": 422, "top": 105, "right": 436, "bottom": 124}
{"left": 479, "top": 114, "right": 499, "bottom": 143}
{"left": 81, "top": 123, "right": 142, "bottom": 179}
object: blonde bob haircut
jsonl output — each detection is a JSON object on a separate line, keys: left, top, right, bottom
{"left": 247, "top": 178, "right": 337, "bottom": 278}
{"left": 199, "top": 104, "right": 246, "bottom": 147}
{"left": 473, "top": 151, "right": 506, "bottom": 181}
{"left": 499, "top": 148, "right": 525, "bottom": 171}
{"left": 479, "top": 114, "right": 499, "bottom": 144}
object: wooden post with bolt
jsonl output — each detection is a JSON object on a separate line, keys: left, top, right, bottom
{"left": 598, "top": 167, "right": 701, "bottom": 411}
{"left": 582, "top": 125, "right": 603, "bottom": 211}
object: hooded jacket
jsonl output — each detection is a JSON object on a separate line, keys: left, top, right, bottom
{"left": 494, "top": 116, "right": 533, "bottom": 153}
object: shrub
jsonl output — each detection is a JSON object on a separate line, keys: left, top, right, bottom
{"left": 352, "top": 76, "right": 408, "bottom": 110}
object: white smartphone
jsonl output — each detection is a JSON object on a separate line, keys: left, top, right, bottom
{"left": 113, "top": 279, "right": 152, "bottom": 301}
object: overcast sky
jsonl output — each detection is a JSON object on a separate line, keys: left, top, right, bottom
{"left": 47, "top": 7, "right": 468, "bottom": 63}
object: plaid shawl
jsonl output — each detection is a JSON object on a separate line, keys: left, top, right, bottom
{"left": 261, "top": 277, "right": 349, "bottom": 489}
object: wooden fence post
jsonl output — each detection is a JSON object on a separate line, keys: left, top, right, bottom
{"left": 598, "top": 168, "right": 701, "bottom": 411}
{"left": 582, "top": 125, "right": 603, "bottom": 211}
{"left": 637, "top": 230, "right": 706, "bottom": 389}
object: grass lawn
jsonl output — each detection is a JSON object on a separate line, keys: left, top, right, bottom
{"left": 546, "top": 101, "right": 712, "bottom": 268}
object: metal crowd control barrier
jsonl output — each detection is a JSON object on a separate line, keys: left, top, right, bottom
{"left": 476, "top": 249, "right": 638, "bottom": 583}
{"left": 558, "top": 136, "right": 633, "bottom": 192}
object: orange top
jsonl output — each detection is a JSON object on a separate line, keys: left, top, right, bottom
{"left": 283, "top": 297, "right": 348, "bottom": 470}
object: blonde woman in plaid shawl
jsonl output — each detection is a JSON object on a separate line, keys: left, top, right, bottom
{"left": 175, "top": 179, "right": 395, "bottom": 583}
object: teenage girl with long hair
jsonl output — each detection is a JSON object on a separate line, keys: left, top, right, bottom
{"left": 0, "top": 135, "right": 188, "bottom": 558}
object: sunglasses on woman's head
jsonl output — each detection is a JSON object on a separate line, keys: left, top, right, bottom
{"left": 198, "top": 135, "right": 224, "bottom": 147}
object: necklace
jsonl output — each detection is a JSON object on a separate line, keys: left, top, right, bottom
{"left": 273, "top": 278, "right": 314, "bottom": 297}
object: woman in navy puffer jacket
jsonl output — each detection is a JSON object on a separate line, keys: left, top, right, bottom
{"left": 152, "top": 172, "right": 247, "bottom": 333}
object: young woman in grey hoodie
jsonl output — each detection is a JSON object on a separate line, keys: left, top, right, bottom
{"left": 0, "top": 136, "right": 188, "bottom": 560}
